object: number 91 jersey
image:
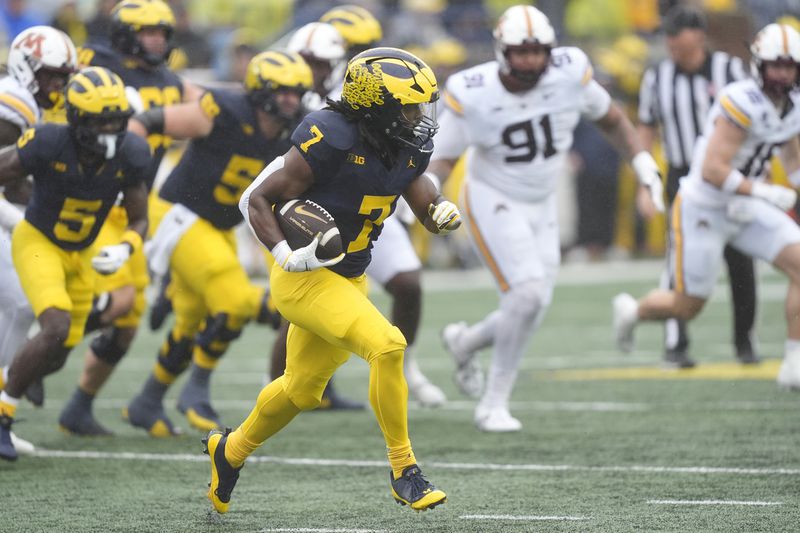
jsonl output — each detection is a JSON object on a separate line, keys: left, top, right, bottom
{"left": 434, "top": 47, "right": 611, "bottom": 203}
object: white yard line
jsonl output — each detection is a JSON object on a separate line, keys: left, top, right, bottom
{"left": 260, "top": 529, "right": 388, "bottom": 533}
{"left": 647, "top": 499, "right": 782, "bottom": 506}
{"left": 31, "top": 449, "right": 800, "bottom": 476}
{"left": 38, "top": 397, "right": 800, "bottom": 413}
{"left": 460, "top": 515, "right": 591, "bottom": 521}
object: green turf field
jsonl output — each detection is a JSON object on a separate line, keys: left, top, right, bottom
{"left": 2, "top": 265, "right": 799, "bottom": 533}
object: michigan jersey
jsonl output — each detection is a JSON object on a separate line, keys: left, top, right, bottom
{"left": 0, "top": 76, "right": 39, "bottom": 132}
{"left": 159, "top": 89, "right": 291, "bottom": 229}
{"left": 681, "top": 78, "right": 800, "bottom": 207}
{"left": 80, "top": 44, "right": 183, "bottom": 185}
{"left": 17, "top": 124, "right": 151, "bottom": 250}
{"left": 291, "top": 109, "right": 431, "bottom": 278}
{"left": 434, "top": 47, "right": 611, "bottom": 202}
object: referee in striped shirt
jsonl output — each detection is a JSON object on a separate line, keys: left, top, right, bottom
{"left": 637, "top": 5, "right": 759, "bottom": 367}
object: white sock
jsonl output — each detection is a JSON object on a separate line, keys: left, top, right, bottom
{"left": 1, "top": 366, "right": 8, "bottom": 384}
{"left": 403, "top": 345, "right": 426, "bottom": 385}
{"left": 784, "top": 339, "right": 800, "bottom": 359}
{"left": 481, "top": 282, "right": 547, "bottom": 410}
{"left": 459, "top": 310, "right": 500, "bottom": 354}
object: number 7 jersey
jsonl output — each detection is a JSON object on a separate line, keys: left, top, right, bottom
{"left": 434, "top": 47, "right": 611, "bottom": 202}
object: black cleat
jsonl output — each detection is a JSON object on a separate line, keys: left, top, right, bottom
{"left": 24, "top": 378, "right": 44, "bottom": 408}
{"left": 390, "top": 464, "right": 446, "bottom": 511}
{"left": 202, "top": 428, "right": 242, "bottom": 514}
{"left": 0, "top": 415, "right": 17, "bottom": 462}
{"left": 149, "top": 283, "right": 173, "bottom": 331}
{"left": 58, "top": 409, "right": 114, "bottom": 436}
{"left": 735, "top": 338, "right": 761, "bottom": 365}
{"left": 123, "top": 395, "right": 181, "bottom": 437}
{"left": 663, "top": 349, "right": 696, "bottom": 369}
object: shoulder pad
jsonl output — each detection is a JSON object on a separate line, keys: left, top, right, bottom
{"left": 550, "top": 47, "right": 594, "bottom": 85}
{"left": 302, "top": 110, "right": 357, "bottom": 151}
{"left": 718, "top": 80, "right": 764, "bottom": 129}
{"left": 444, "top": 62, "right": 494, "bottom": 114}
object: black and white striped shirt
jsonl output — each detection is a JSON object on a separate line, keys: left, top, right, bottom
{"left": 638, "top": 51, "right": 747, "bottom": 169}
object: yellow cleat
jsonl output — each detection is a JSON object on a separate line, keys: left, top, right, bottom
{"left": 390, "top": 465, "right": 447, "bottom": 511}
{"left": 202, "top": 428, "right": 242, "bottom": 514}
{"left": 122, "top": 401, "right": 181, "bottom": 438}
{"left": 184, "top": 407, "right": 222, "bottom": 432}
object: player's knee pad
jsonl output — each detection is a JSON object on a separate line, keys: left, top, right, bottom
{"left": 157, "top": 332, "right": 194, "bottom": 375}
{"left": 195, "top": 313, "right": 245, "bottom": 359}
{"left": 501, "top": 280, "right": 551, "bottom": 321}
{"left": 284, "top": 378, "right": 326, "bottom": 411}
{"left": 90, "top": 327, "right": 130, "bottom": 366}
{"left": 365, "top": 326, "right": 407, "bottom": 364}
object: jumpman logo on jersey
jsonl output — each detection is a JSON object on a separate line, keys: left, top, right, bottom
{"left": 407, "top": 157, "right": 416, "bottom": 168}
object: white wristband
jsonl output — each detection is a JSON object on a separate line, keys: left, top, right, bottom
{"left": 270, "top": 240, "right": 292, "bottom": 268}
{"left": 721, "top": 169, "right": 745, "bottom": 193}
{"left": 422, "top": 171, "right": 441, "bottom": 191}
{"left": 789, "top": 169, "right": 800, "bottom": 188}
{"left": 631, "top": 151, "right": 658, "bottom": 186}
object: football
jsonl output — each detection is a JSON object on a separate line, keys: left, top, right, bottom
{"left": 274, "top": 199, "right": 343, "bottom": 260}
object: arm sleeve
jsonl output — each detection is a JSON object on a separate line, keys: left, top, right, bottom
{"left": 15, "top": 126, "right": 48, "bottom": 175}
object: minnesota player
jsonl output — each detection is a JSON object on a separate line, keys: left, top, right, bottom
{"left": 202, "top": 48, "right": 457, "bottom": 513}
{"left": 0, "top": 67, "right": 150, "bottom": 461}
{"left": 58, "top": 0, "right": 203, "bottom": 435}
{"left": 123, "top": 51, "right": 312, "bottom": 436}
{"left": 614, "top": 23, "right": 800, "bottom": 390}
{"left": 431, "top": 5, "right": 664, "bottom": 432}
{"left": 0, "top": 25, "right": 77, "bottom": 454}
{"left": 325, "top": 4, "right": 447, "bottom": 407}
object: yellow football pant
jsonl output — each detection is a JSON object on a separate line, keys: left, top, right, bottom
{"left": 226, "top": 263, "right": 416, "bottom": 476}
{"left": 12, "top": 220, "right": 95, "bottom": 347}
{"left": 150, "top": 197, "right": 263, "bottom": 378}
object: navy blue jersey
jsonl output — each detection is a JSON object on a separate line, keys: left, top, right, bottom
{"left": 291, "top": 109, "right": 431, "bottom": 278}
{"left": 80, "top": 44, "right": 183, "bottom": 186}
{"left": 17, "top": 124, "right": 150, "bottom": 250}
{"left": 159, "top": 89, "right": 291, "bottom": 229}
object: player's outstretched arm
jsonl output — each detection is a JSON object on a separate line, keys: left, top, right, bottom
{"left": 129, "top": 98, "right": 214, "bottom": 141}
{"left": 92, "top": 181, "right": 149, "bottom": 275}
{"left": 595, "top": 103, "right": 665, "bottom": 212}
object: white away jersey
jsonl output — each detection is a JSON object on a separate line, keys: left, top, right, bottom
{"left": 433, "top": 47, "right": 611, "bottom": 202}
{"left": 681, "top": 78, "right": 800, "bottom": 207}
{"left": 0, "top": 76, "right": 40, "bottom": 132}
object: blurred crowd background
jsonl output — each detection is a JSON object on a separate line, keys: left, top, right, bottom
{"left": 2, "top": 0, "right": 799, "bottom": 271}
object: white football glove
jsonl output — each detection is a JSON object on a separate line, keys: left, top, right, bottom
{"left": 428, "top": 200, "right": 462, "bottom": 234}
{"left": 751, "top": 181, "right": 798, "bottom": 211}
{"left": 91, "top": 243, "right": 131, "bottom": 275}
{"left": 271, "top": 235, "right": 345, "bottom": 273}
{"left": 632, "top": 152, "right": 665, "bottom": 213}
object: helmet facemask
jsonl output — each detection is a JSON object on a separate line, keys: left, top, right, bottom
{"left": 498, "top": 42, "right": 552, "bottom": 87}
{"left": 33, "top": 66, "right": 74, "bottom": 109}
{"left": 71, "top": 112, "right": 132, "bottom": 160}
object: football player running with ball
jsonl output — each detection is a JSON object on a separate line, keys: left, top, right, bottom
{"left": 202, "top": 48, "right": 458, "bottom": 513}
{"left": 124, "top": 51, "right": 312, "bottom": 436}
{"left": 0, "top": 67, "right": 151, "bottom": 461}
{"left": 614, "top": 23, "right": 800, "bottom": 391}
{"left": 430, "top": 5, "right": 664, "bottom": 432}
